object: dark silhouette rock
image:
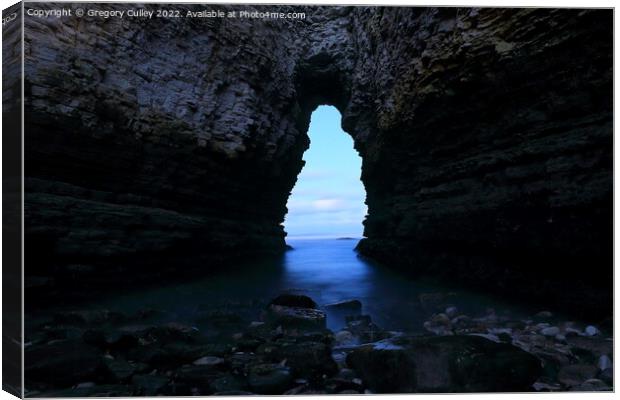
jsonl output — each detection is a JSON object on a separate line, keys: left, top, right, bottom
{"left": 270, "top": 294, "right": 318, "bottom": 309}
{"left": 324, "top": 299, "right": 362, "bottom": 312}
{"left": 347, "top": 335, "right": 542, "bottom": 392}
{"left": 264, "top": 305, "right": 327, "bottom": 331}
{"left": 346, "top": 342, "right": 417, "bottom": 393}
{"left": 273, "top": 342, "right": 338, "bottom": 382}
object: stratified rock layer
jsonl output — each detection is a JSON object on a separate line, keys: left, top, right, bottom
{"left": 23, "top": 5, "right": 612, "bottom": 315}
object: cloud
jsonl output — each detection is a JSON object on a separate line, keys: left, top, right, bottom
{"left": 312, "top": 198, "right": 344, "bottom": 210}
{"left": 298, "top": 169, "right": 333, "bottom": 179}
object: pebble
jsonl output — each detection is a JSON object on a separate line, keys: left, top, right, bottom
{"left": 533, "top": 381, "right": 561, "bottom": 391}
{"left": 584, "top": 325, "right": 599, "bottom": 336}
{"left": 569, "top": 378, "right": 611, "bottom": 391}
{"left": 554, "top": 334, "right": 566, "bottom": 342}
{"left": 193, "top": 356, "right": 225, "bottom": 367}
{"left": 564, "top": 327, "right": 582, "bottom": 337}
{"left": 75, "top": 382, "right": 95, "bottom": 389}
{"left": 431, "top": 313, "right": 451, "bottom": 325}
{"left": 334, "top": 330, "right": 355, "bottom": 345}
{"left": 600, "top": 367, "right": 613, "bottom": 385}
{"left": 597, "top": 355, "right": 612, "bottom": 371}
{"left": 488, "top": 328, "right": 512, "bottom": 335}
{"left": 445, "top": 306, "right": 458, "bottom": 318}
{"left": 540, "top": 327, "right": 560, "bottom": 337}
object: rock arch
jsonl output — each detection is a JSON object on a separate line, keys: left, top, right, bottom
{"left": 23, "top": 5, "right": 612, "bottom": 315}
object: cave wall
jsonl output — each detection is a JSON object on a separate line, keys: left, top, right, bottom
{"left": 349, "top": 8, "right": 613, "bottom": 315}
{"left": 23, "top": 4, "right": 612, "bottom": 314}
{"left": 24, "top": 4, "right": 312, "bottom": 290}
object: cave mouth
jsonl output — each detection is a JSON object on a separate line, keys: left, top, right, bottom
{"left": 284, "top": 105, "right": 367, "bottom": 241}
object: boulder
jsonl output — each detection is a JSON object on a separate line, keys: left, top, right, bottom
{"left": 346, "top": 335, "right": 542, "bottom": 393}
{"left": 346, "top": 340, "right": 416, "bottom": 393}
{"left": 247, "top": 363, "right": 293, "bottom": 394}
{"left": 273, "top": 341, "right": 338, "bottom": 381}
{"left": 269, "top": 294, "right": 318, "bottom": 309}
{"left": 345, "top": 315, "right": 388, "bottom": 343}
{"left": 264, "top": 305, "right": 326, "bottom": 331}
{"left": 324, "top": 300, "right": 362, "bottom": 312}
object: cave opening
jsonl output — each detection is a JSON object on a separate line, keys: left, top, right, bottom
{"left": 284, "top": 105, "right": 367, "bottom": 241}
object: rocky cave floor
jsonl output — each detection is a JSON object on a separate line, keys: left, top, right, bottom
{"left": 24, "top": 292, "right": 613, "bottom": 396}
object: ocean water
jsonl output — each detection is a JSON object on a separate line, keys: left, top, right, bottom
{"left": 89, "top": 239, "right": 535, "bottom": 333}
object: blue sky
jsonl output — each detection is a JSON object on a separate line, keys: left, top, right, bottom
{"left": 284, "top": 106, "right": 367, "bottom": 239}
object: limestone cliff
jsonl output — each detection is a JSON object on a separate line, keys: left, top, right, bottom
{"left": 23, "top": 4, "right": 612, "bottom": 315}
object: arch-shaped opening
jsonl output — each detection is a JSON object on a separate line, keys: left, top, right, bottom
{"left": 284, "top": 105, "right": 367, "bottom": 240}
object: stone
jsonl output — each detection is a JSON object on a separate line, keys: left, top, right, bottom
{"left": 128, "top": 341, "right": 219, "bottom": 369}
{"left": 533, "top": 381, "right": 562, "bottom": 391}
{"left": 445, "top": 306, "right": 459, "bottom": 318}
{"left": 131, "top": 374, "right": 170, "bottom": 396}
{"left": 273, "top": 341, "right": 338, "bottom": 381}
{"left": 229, "top": 352, "right": 258, "bottom": 373}
{"left": 597, "top": 355, "right": 612, "bottom": 371}
{"left": 565, "top": 336, "right": 613, "bottom": 359}
{"left": 247, "top": 364, "right": 293, "bottom": 394}
{"left": 540, "top": 327, "right": 560, "bottom": 337}
{"left": 347, "top": 335, "right": 542, "bottom": 393}
{"left": 569, "top": 379, "right": 611, "bottom": 391}
{"left": 584, "top": 326, "right": 599, "bottom": 337}
{"left": 345, "top": 315, "right": 388, "bottom": 343}
{"left": 346, "top": 341, "right": 416, "bottom": 393}
{"left": 192, "top": 356, "right": 226, "bottom": 368}
{"left": 103, "top": 358, "right": 137, "bottom": 382}
{"left": 334, "top": 330, "right": 356, "bottom": 346}
{"left": 264, "top": 305, "right": 326, "bottom": 331}
{"left": 324, "top": 299, "right": 362, "bottom": 312}
{"left": 599, "top": 366, "right": 613, "bottom": 385}
{"left": 557, "top": 364, "right": 599, "bottom": 387}
{"left": 174, "top": 365, "right": 219, "bottom": 387}
{"left": 424, "top": 314, "right": 453, "bottom": 336}
{"left": 269, "top": 294, "right": 318, "bottom": 309}
{"left": 210, "top": 374, "right": 248, "bottom": 393}
{"left": 451, "top": 315, "right": 472, "bottom": 330}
